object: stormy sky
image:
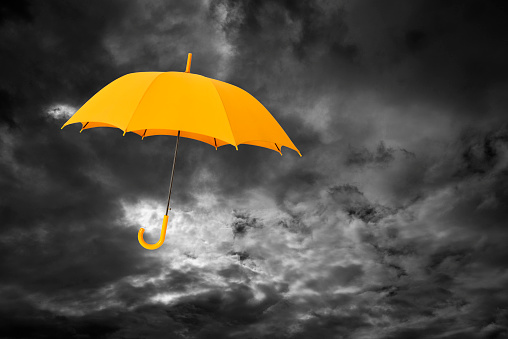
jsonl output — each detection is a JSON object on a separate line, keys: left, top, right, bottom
{"left": 1, "top": 0, "right": 508, "bottom": 338}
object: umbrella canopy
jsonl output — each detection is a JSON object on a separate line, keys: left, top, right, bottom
{"left": 62, "top": 53, "right": 301, "bottom": 250}
{"left": 62, "top": 57, "right": 301, "bottom": 156}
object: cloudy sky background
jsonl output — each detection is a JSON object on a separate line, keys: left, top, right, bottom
{"left": 1, "top": 0, "right": 508, "bottom": 338}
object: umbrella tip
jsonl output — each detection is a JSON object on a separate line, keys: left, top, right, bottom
{"left": 185, "top": 53, "right": 192, "bottom": 73}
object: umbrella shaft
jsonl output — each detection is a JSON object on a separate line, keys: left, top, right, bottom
{"left": 165, "top": 131, "right": 180, "bottom": 215}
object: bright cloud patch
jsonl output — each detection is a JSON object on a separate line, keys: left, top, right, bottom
{"left": 45, "top": 104, "right": 77, "bottom": 120}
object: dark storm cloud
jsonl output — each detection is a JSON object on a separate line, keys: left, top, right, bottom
{"left": 343, "top": 0, "right": 508, "bottom": 117}
{"left": 329, "top": 184, "right": 396, "bottom": 223}
{"left": 1, "top": 0, "right": 508, "bottom": 338}
{"left": 0, "top": 1, "right": 33, "bottom": 26}
{"left": 203, "top": 1, "right": 508, "bottom": 337}
{"left": 345, "top": 141, "right": 396, "bottom": 167}
{"left": 230, "top": 210, "right": 262, "bottom": 238}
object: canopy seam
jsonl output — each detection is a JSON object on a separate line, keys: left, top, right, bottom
{"left": 209, "top": 80, "right": 238, "bottom": 149}
{"left": 123, "top": 72, "right": 165, "bottom": 135}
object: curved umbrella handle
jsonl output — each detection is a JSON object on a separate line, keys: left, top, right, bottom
{"left": 138, "top": 215, "right": 168, "bottom": 250}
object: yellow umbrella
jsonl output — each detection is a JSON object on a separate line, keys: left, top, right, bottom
{"left": 62, "top": 53, "right": 301, "bottom": 250}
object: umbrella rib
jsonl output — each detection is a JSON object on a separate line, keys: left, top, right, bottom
{"left": 80, "top": 122, "right": 89, "bottom": 133}
{"left": 214, "top": 138, "right": 217, "bottom": 150}
{"left": 275, "top": 143, "right": 282, "bottom": 155}
{"left": 142, "top": 129, "right": 147, "bottom": 140}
